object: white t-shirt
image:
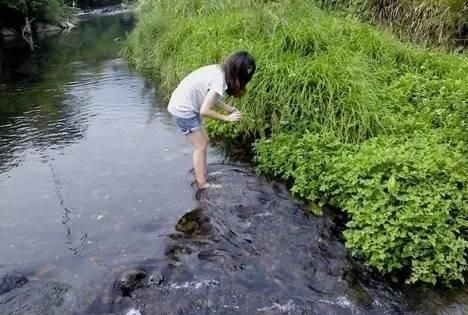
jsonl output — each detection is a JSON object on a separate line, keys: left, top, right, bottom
{"left": 167, "top": 64, "right": 227, "bottom": 118}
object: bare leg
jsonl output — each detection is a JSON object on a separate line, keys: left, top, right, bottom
{"left": 186, "top": 129, "right": 209, "bottom": 185}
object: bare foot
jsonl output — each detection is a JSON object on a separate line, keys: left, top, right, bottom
{"left": 198, "top": 182, "right": 222, "bottom": 189}
{"left": 208, "top": 171, "right": 223, "bottom": 176}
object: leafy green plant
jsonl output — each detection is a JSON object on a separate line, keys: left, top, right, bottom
{"left": 256, "top": 131, "right": 467, "bottom": 284}
{"left": 331, "top": 133, "right": 466, "bottom": 284}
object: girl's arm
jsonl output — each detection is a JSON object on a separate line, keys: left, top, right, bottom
{"left": 216, "top": 100, "right": 237, "bottom": 114}
{"left": 200, "top": 90, "right": 241, "bottom": 122}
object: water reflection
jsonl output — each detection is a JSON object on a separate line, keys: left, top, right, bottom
{"left": 0, "top": 13, "right": 135, "bottom": 173}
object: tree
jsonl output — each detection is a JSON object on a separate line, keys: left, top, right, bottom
{"left": 0, "top": 0, "right": 64, "bottom": 20}
{"left": 0, "top": 0, "right": 65, "bottom": 51}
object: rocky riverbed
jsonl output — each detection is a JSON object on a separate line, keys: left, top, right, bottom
{"left": 0, "top": 165, "right": 429, "bottom": 315}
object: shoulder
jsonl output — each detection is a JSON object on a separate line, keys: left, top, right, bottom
{"left": 208, "top": 65, "right": 227, "bottom": 90}
{"left": 197, "top": 64, "right": 223, "bottom": 76}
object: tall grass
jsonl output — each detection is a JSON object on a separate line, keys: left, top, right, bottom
{"left": 317, "top": 0, "right": 467, "bottom": 48}
{"left": 130, "top": 1, "right": 377, "bottom": 142}
{"left": 127, "top": 0, "right": 467, "bottom": 142}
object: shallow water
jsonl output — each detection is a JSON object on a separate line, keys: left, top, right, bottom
{"left": 0, "top": 11, "right": 220, "bottom": 304}
{"left": 0, "top": 12, "right": 467, "bottom": 315}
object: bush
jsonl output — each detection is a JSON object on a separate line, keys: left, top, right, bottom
{"left": 257, "top": 131, "right": 467, "bottom": 284}
{"left": 126, "top": 0, "right": 468, "bottom": 284}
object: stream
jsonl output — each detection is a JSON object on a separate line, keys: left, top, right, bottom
{"left": 0, "top": 12, "right": 467, "bottom": 315}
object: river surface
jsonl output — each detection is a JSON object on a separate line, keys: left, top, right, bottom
{"left": 0, "top": 12, "right": 467, "bottom": 315}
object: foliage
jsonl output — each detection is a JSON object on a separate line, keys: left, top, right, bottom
{"left": 0, "top": 0, "right": 65, "bottom": 20}
{"left": 255, "top": 132, "right": 467, "bottom": 284}
{"left": 126, "top": 0, "right": 468, "bottom": 284}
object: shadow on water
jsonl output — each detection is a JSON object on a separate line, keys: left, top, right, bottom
{"left": 0, "top": 11, "right": 467, "bottom": 315}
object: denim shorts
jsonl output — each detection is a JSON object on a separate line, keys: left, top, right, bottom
{"left": 173, "top": 115, "right": 203, "bottom": 135}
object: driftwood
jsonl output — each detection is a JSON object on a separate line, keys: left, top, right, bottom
{"left": 22, "top": 16, "right": 36, "bottom": 51}
{"left": 63, "top": 20, "right": 76, "bottom": 32}
{"left": 18, "top": 17, "right": 76, "bottom": 50}
{"left": 58, "top": 19, "right": 76, "bottom": 33}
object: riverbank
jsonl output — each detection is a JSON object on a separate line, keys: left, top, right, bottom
{"left": 126, "top": 0, "right": 467, "bottom": 285}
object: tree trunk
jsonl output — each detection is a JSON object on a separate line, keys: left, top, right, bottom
{"left": 22, "top": 16, "right": 35, "bottom": 52}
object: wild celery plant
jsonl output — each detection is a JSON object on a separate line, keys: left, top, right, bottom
{"left": 126, "top": 0, "right": 468, "bottom": 284}
{"left": 255, "top": 131, "right": 467, "bottom": 285}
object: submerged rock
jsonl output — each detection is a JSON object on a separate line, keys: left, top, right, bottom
{"left": 0, "top": 272, "right": 75, "bottom": 315}
{"left": 0, "top": 273, "right": 28, "bottom": 295}
{"left": 175, "top": 207, "right": 213, "bottom": 236}
{"left": 118, "top": 268, "right": 147, "bottom": 297}
{"left": 119, "top": 164, "right": 414, "bottom": 314}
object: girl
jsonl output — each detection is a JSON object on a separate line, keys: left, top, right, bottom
{"left": 168, "top": 51, "right": 256, "bottom": 189}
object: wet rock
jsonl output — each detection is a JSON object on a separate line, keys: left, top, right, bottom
{"left": 0, "top": 273, "right": 28, "bottom": 295}
{"left": 148, "top": 270, "right": 166, "bottom": 286}
{"left": 117, "top": 268, "right": 147, "bottom": 297}
{"left": 175, "top": 208, "right": 212, "bottom": 236}
{"left": 0, "top": 273, "right": 74, "bottom": 315}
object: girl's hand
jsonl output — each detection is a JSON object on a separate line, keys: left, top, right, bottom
{"left": 225, "top": 111, "right": 241, "bottom": 122}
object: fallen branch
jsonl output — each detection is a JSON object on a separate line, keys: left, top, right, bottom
{"left": 22, "top": 16, "right": 36, "bottom": 51}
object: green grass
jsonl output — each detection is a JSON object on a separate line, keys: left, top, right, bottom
{"left": 126, "top": 0, "right": 468, "bottom": 285}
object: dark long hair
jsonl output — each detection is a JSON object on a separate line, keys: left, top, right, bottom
{"left": 223, "top": 51, "right": 256, "bottom": 98}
